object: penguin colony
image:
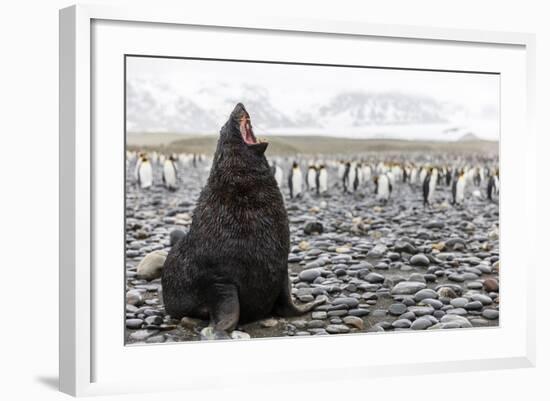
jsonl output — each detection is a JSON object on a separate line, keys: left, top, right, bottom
{"left": 128, "top": 149, "right": 499, "bottom": 206}
{"left": 126, "top": 145, "right": 499, "bottom": 344}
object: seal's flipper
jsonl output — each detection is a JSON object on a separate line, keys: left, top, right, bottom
{"left": 274, "top": 278, "right": 327, "bottom": 317}
{"left": 207, "top": 283, "right": 240, "bottom": 333}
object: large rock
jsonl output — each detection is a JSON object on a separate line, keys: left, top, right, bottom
{"left": 136, "top": 250, "right": 167, "bottom": 281}
{"left": 391, "top": 281, "right": 427, "bottom": 295}
{"left": 414, "top": 288, "right": 438, "bottom": 302}
{"left": 411, "top": 317, "right": 433, "bottom": 330}
{"left": 365, "top": 272, "right": 385, "bottom": 283}
{"left": 482, "top": 309, "right": 499, "bottom": 320}
{"left": 304, "top": 221, "right": 324, "bottom": 235}
{"left": 483, "top": 278, "right": 499, "bottom": 292}
{"left": 126, "top": 289, "right": 144, "bottom": 306}
{"left": 410, "top": 254, "right": 430, "bottom": 267}
{"left": 299, "top": 268, "right": 322, "bottom": 282}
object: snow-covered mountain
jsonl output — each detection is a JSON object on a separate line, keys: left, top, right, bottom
{"left": 126, "top": 79, "right": 496, "bottom": 140}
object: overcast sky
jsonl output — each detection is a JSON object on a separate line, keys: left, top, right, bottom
{"left": 126, "top": 56, "right": 500, "bottom": 140}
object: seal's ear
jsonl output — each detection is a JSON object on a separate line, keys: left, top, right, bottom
{"left": 248, "top": 142, "right": 268, "bottom": 154}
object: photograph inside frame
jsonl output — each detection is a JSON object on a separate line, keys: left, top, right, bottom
{"left": 124, "top": 55, "right": 500, "bottom": 344}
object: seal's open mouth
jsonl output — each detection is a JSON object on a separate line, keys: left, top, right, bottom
{"left": 240, "top": 113, "right": 261, "bottom": 145}
{"left": 233, "top": 104, "right": 268, "bottom": 153}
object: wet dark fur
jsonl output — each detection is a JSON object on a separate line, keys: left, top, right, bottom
{"left": 161, "top": 104, "right": 321, "bottom": 330}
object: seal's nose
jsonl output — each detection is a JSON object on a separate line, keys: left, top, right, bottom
{"left": 232, "top": 102, "right": 247, "bottom": 116}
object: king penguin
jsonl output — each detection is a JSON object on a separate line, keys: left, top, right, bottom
{"left": 445, "top": 167, "right": 452, "bottom": 187}
{"left": 162, "top": 154, "right": 178, "bottom": 191}
{"left": 348, "top": 161, "right": 357, "bottom": 192}
{"left": 423, "top": 167, "right": 438, "bottom": 206}
{"left": 487, "top": 168, "right": 499, "bottom": 201}
{"left": 306, "top": 164, "right": 318, "bottom": 191}
{"left": 338, "top": 160, "right": 346, "bottom": 182}
{"left": 362, "top": 163, "right": 372, "bottom": 184}
{"left": 317, "top": 164, "right": 328, "bottom": 195}
{"left": 288, "top": 162, "right": 303, "bottom": 199}
{"left": 271, "top": 161, "right": 284, "bottom": 189}
{"left": 137, "top": 154, "right": 153, "bottom": 189}
{"left": 410, "top": 165, "right": 418, "bottom": 185}
{"left": 374, "top": 173, "right": 392, "bottom": 203}
{"left": 342, "top": 162, "right": 351, "bottom": 193}
{"left": 355, "top": 162, "right": 362, "bottom": 190}
{"left": 452, "top": 170, "right": 466, "bottom": 205}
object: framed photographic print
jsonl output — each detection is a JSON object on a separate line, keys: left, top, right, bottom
{"left": 59, "top": 4, "right": 536, "bottom": 396}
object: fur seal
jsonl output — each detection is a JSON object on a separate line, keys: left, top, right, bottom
{"left": 161, "top": 103, "right": 324, "bottom": 338}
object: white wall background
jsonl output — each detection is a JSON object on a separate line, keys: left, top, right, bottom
{"left": 0, "top": 0, "right": 547, "bottom": 399}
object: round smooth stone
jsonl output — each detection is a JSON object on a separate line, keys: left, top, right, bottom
{"left": 299, "top": 268, "right": 322, "bottom": 282}
{"left": 441, "top": 315, "right": 473, "bottom": 328}
{"left": 450, "top": 297, "right": 468, "bottom": 308}
{"left": 414, "top": 288, "right": 438, "bottom": 302}
{"left": 467, "top": 281, "right": 484, "bottom": 290}
{"left": 448, "top": 273, "right": 465, "bottom": 282}
{"left": 326, "top": 324, "right": 351, "bottom": 334}
{"left": 471, "top": 294, "right": 493, "bottom": 305}
{"left": 410, "top": 254, "right": 430, "bottom": 267}
{"left": 482, "top": 309, "right": 499, "bottom": 320}
{"left": 446, "top": 308, "right": 467, "bottom": 316}
{"left": 483, "top": 278, "right": 499, "bottom": 292}
{"left": 392, "top": 319, "right": 412, "bottom": 329}
{"left": 144, "top": 315, "right": 163, "bottom": 326}
{"left": 126, "top": 319, "right": 143, "bottom": 329}
{"left": 348, "top": 308, "right": 370, "bottom": 317}
{"left": 311, "top": 311, "right": 327, "bottom": 320}
{"left": 307, "top": 320, "right": 326, "bottom": 329}
{"left": 327, "top": 310, "right": 348, "bottom": 317}
{"left": 464, "top": 301, "right": 483, "bottom": 311}
{"left": 389, "top": 303, "right": 408, "bottom": 316}
{"left": 398, "top": 311, "right": 416, "bottom": 321}
{"left": 332, "top": 297, "right": 360, "bottom": 308}
{"left": 409, "top": 306, "right": 435, "bottom": 316}
{"left": 391, "top": 281, "right": 427, "bottom": 295}
{"left": 343, "top": 316, "right": 364, "bottom": 329}
{"left": 365, "top": 272, "right": 385, "bottom": 283}
{"left": 411, "top": 317, "right": 433, "bottom": 330}
{"left": 371, "top": 309, "right": 387, "bottom": 318}
{"left": 420, "top": 298, "right": 443, "bottom": 309}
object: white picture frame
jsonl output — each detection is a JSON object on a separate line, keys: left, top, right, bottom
{"left": 59, "top": 4, "right": 536, "bottom": 396}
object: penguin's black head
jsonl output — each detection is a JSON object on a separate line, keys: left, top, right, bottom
{"left": 292, "top": 161, "right": 298, "bottom": 169}
{"left": 220, "top": 103, "right": 268, "bottom": 155}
